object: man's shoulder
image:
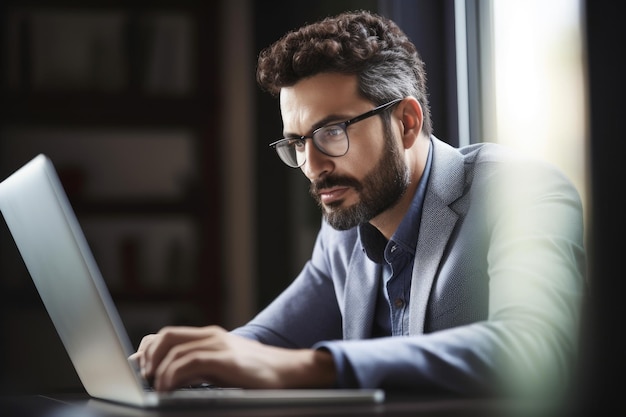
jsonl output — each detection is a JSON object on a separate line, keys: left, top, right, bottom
{"left": 459, "top": 142, "right": 581, "bottom": 207}
{"left": 432, "top": 137, "right": 580, "bottom": 203}
{"left": 456, "top": 140, "right": 521, "bottom": 164}
{"left": 450, "top": 140, "right": 563, "bottom": 179}
{"left": 430, "top": 137, "right": 523, "bottom": 177}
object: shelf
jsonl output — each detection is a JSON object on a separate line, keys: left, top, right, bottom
{"left": 0, "top": 93, "right": 215, "bottom": 127}
{"left": 69, "top": 197, "right": 207, "bottom": 217}
{"left": 0, "top": 0, "right": 221, "bottom": 328}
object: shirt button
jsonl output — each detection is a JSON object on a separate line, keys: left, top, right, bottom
{"left": 394, "top": 298, "right": 404, "bottom": 308}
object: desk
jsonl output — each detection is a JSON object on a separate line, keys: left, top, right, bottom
{"left": 1, "top": 392, "right": 578, "bottom": 417}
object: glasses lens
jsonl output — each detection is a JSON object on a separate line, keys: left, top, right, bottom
{"left": 313, "top": 125, "right": 349, "bottom": 157}
{"left": 274, "top": 140, "right": 304, "bottom": 168}
{"left": 270, "top": 122, "right": 351, "bottom": 168}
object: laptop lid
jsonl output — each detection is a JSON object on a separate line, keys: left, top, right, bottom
{"left": 0, "top": 154, "right": 384, "bottom": 408}
{"left": 0, "top": 154, "right": 150, "bottom": 406}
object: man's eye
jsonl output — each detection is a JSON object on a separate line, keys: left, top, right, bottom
{"left": 288, "top": 138, "right": 305, "bottom": 150}
{"left": 324, "top": 126, "right": 344, "bottom": 137}
{"left": 317, "top": 125, "right": 344, "bottom": 141}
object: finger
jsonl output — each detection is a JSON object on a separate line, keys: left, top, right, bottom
{"left": 144, "top": 326, "right": 222, "bottom": 379}
{"left": 127, "top": 336, "right": 152, "bottom": 377}
{"left": 136, "top": 334, "right": 156, "bottom": 354}
{"left": 155, "top": 349, "right": 223, "bottom": 391}
{"left": 152, "top": 329, "right": 237, "bottom": 391}
{"left": 131, "top": 334, "right": 156, "bottom": 375}
{"left": 152, "top": 335, "right": 217, "bottom": 389}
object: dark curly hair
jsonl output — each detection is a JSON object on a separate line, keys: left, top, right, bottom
{"left": 256, "top": 10, "right": 432, "bottom": 137}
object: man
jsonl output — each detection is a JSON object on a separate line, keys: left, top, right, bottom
{"left": 133, "top": 10, "right": 585, "bottom": 400}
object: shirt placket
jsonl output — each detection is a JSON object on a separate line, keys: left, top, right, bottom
{"left": 385, "top": 243, "right": 410, "bottom": 336}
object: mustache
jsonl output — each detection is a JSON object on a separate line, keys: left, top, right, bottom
{"left": 310, "top": 175, "right": 362, "bottom": 196}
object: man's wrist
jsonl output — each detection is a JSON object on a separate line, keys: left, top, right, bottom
{"left": 286, "top": 348, "right": 336, "bottom": 388}
{"left": 311, "top": 349, "right": 337, "bottom": 387}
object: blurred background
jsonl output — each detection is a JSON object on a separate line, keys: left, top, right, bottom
{"left": 0, "top": 0, "right": 621, "bottom": 410}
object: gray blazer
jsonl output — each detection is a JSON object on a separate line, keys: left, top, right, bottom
{"left": 234, "top": 137, "right": 586, "bottom": 397}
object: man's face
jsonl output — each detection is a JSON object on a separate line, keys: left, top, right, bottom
{"left": 280, "top": 73, "right": 409, "bottom": 230}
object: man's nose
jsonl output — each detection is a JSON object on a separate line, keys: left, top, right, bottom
{"left": 301, "top": 140, "right": 332, "bottom": 181}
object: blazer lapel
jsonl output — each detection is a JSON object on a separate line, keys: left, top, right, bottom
{"left": 408, "top": 138, "right": 469, "bottom": 335}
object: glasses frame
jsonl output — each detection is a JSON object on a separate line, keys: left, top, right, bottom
{"left": 269, "top": 98, "right": 403, "bottom": 168}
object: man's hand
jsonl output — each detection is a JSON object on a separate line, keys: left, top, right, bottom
{"left": 129, "top": 325, "right": 336, "bottom": 392}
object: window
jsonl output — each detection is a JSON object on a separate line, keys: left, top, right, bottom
{"left": 489, "top": 0, "right": 588, "bottom": 216}
{"left": 456, "top": 0, "right": 588, "bottom": 226}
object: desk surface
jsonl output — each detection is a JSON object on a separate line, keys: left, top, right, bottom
{"left": 1, "top": 392, "right": 579, "bottom": 417}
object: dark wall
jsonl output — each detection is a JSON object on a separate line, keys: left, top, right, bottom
{"left": 380, "top": 0, "right": 459, "bottom": 146}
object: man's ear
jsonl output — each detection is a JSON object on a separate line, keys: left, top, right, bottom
{"left": 398, "top": 97, "right": 423, "bottom": 149}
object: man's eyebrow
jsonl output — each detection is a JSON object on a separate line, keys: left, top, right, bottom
{"left": 283, "top": 113, "right": 353, "bottom": 138}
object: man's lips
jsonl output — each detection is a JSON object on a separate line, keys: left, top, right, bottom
{"left": 318, "top": 186, "right": 350, "bottom": 204}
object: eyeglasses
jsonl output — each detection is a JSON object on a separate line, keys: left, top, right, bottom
{"left": 269, "top": 98, "right": 402, "bottom": 168}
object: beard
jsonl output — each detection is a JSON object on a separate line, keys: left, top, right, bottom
{"left": 309, "top": 123, "right": 410, "bottom": 230}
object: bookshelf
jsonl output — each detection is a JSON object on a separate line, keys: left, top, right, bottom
{"left": 0, "top": 0, "right": 221, "bottom": 363}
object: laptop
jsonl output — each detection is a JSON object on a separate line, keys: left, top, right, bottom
{"left": 0, "top": 154, "right": 385, "bottom": 408}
